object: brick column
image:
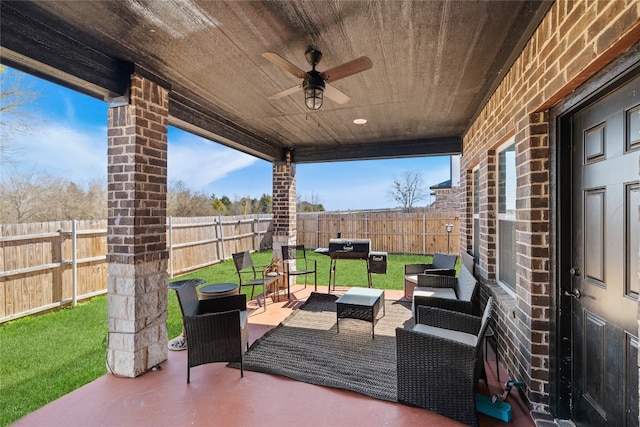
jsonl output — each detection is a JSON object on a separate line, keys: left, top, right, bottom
{"left": 272, "top": 150, "right": 296, "bottom": 272}
{"left": 514, "top": 111, "right": 551, "bottom": 408}
{"left": 106, "top": 74, "right": 169, "bottom": 377}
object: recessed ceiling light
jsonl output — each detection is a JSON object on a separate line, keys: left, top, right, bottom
{"left": 353, "top": 118, "right": 367, "bottom": 125}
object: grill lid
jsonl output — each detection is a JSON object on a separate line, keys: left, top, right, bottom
{"left": 328, "top": 238, "right": 371, "bottom": 259}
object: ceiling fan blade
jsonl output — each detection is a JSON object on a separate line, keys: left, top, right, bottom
{"left": 262, "top": 52, "right": 307, "bottom": 79}
{"left": 267, "top": 84, "right": 302, "bottom": 100}
{"left": 321, "top": 56, "right": 373, "bottom": 82}
{"left": 324, "top": 84, "right": 351, "bottom": 104}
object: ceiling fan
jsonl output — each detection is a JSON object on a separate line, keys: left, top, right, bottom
{"left": 262, "top": 46, "right": 373, "bottom": 110}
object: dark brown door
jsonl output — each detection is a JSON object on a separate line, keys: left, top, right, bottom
{"left": 571, "top": 75, "right": 639, "bottom": 426}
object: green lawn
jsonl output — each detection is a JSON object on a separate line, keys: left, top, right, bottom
{"left": 0, "top": 251, "right": 434, "bottom": 426}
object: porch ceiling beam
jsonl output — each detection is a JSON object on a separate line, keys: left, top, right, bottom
{"left": 169, "top": 92, "right": 283, "bottom": 162}
{"left": 290, "top": 136, "right": 462, "bottom": 163}
{"left": 0, "top": 2, "right": 132, "bottom": 100}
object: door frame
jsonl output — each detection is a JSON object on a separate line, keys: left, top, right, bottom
{"left": 550, "top": 44, "right": 640, "bottom": 419}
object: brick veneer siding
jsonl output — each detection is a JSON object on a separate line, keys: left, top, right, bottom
{"left": 106, "top": 74, "right": 170, "bottom": 377}
{"left": 430, "top": 187, "right": 462, "bottom": 212}
{"left": 272, "top": 155, "right": 296, "bottom": 261}
{"left": 460, "top": 0, "right": 640, "bottom": 414}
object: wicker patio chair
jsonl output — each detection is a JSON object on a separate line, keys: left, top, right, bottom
{"left": 281, "top": 245, "right": 317, "bottom": 297}
{"left": 412, "top": 266, "right": 479, "bottom": 318}
{"left": 175, "top": 281, "right": 249, "bottom": 383}
{"left": 396, "top": 297, "right": 494, "bottom": 427}
{"left": 404, "top": 253, "right": 458, "bottom": 299}
{"left": 232, "top": 251, "right": 280, "bottom": 310}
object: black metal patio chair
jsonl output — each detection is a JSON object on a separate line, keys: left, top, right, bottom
{"left": 281, "top": 245, "right": 317, "bottom": 297}
{"left": 232, "top": 251, "right": 280, "bottom": 310}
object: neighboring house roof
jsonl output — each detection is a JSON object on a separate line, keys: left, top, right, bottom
{"left": 430, "top": 179, "right": 452, "bottom": 190}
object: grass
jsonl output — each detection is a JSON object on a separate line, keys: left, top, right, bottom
{"left": 0, "top": 250, "right": 435, "bottom": 426}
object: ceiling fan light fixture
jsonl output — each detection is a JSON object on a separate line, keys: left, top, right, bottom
{"left": 303, "top": 70, "right": 325, "bottom": 110}
{"left": 305, "top": 87, "right": 323, "bottom": 110}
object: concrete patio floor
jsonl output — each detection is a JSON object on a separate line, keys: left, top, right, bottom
{"left": 13, "top": 285, "right": 534, "bottom": 427}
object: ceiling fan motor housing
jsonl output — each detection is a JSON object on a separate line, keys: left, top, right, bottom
{"left": 303, "top": 70, "right": 325, "bottom": 91}
{"left": 305, "top": 46, "right": 323, "bottom": 66}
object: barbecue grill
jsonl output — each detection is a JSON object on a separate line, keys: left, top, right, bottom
{"left": 328, "top": 238, "right": 371, "bottom": 259}
{"left": 317, "top": 238, "right": 387, "bottom": 290}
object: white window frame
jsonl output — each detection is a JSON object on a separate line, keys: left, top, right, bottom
{"left": 496, "top": 138, "right": 517, "bottom": 295}
{"left": 472, "top": 167, "right": 480, "bottom": 261}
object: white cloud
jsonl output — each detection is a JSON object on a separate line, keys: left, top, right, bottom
{"left": 9, "top": 122, "right": 107, "bottom": 184}
{"left": 3, "top": 118, "right": 260, "bottom": 195}
{"left": 168, "top": 134, "right": 258, "bottom": 190}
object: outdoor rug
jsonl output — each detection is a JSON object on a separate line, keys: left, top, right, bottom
{"left": 229, "top": 292, "right": 414, "bottom": 402}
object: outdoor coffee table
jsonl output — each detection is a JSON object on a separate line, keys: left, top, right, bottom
{"left": 335, "top": 287, "right": 385, "bottom": 338}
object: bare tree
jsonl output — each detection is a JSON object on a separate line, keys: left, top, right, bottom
{"left": 0, "top": 169, "right": 107, "bottom": 223}
{"left": 388, "top": 170, "right": 428, "bottom": 210}
{"left": 167, "top": 180, "right": 216, "bottom": 217}
{"left": 0, "top": 67, "right": 40, "bottom": 165}
{"left": 0, "top": 169, "right": 50, "bottom": 223}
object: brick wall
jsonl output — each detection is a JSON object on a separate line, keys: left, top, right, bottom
{"left": 430, "top": 187, "right": 462, "bottom": 212}
{"left": 461, "top": 0, "right": 640, "bottom": 412}
{"left": 272, "top": 152, "right": 296, "bottom": 260}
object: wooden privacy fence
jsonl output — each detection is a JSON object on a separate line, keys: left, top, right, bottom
{"left": 0, "top": 210, "right": 458, "bottom": 322}
{"left": 0, "top": 215, "right": 273, "bottom": 323}
{"left": 297, "top": 210, "right": 460, "bottom": 255}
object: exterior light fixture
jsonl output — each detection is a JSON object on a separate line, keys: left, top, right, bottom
{"left": 445, "top": 223, "right": 453, "bottom": 254}
{"left": 303, "top": 70, "right": 325, "bottom": 110}
{"left": 353, "top": 118, "right": 367, "bottom": 125}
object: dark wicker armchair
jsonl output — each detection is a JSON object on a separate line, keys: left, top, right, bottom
{"left": 281, "top": 245, "right": 317, "bottom": 297}
{"left": 396, "top": 297, "right": 494, "bottom": 427}
{"left": 175, "top": 281, "right": 249, "bottom": 383}
{"left": 404, "top": 253, "right": 458, "bottom": 299}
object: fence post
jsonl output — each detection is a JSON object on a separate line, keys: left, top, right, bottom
{"left": 254, "top": 213, "right": 261, "bottom": 250}
{"left": 168, "top": 216, "right": 174, "bottom": 278}
{"left": 422, "top": 213, "right": 426, "bottom": 255}
{"left": 218, "top": 215, "right": 226, "bottom": 261}
{"left": 365, "top": 213, "right": 368, "bottom": 239}
{"left": 254, "top": 215, "right": 258, "bottom": 250}
{"left": 316, "top": 214, "right": 319, "bottom": 248}
{"left": 72, "top": 219, "right": 78, "bottom": 307}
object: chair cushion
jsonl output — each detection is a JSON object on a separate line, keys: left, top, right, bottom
{"left": 411, "top": 287, "right": 458, "bottom": 314}
{"left": 413, "top": 287, "right": 457, "bottom": 300}
{"left": 412, "top": 323, "right": 477, "bottom": 346}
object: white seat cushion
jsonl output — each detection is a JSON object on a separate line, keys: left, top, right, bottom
{"left": 405, "top": 274, "right": 418, "bottom": 285}
{"left": 413, "top": 287, "right": 457, "bottom": 300}
{"left": 411, "top": 287, "right": 458, "bottom": 316}
{"left": 412, "top": 323, "right": 477, "bottom": 346}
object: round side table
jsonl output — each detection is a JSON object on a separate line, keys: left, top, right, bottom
{"left": 168, "top": 278, "right": 206, "bottom": 291}
{"left": 198, "top": 283, "right": 239, "bottom": 300}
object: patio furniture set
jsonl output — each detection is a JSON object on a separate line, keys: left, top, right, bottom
{"left": 171, "top": 249, "right": 494, "bottom": 427}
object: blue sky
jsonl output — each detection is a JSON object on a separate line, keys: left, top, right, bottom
{"left": 2, "top": 68, "right": 452, "bottom": 211}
